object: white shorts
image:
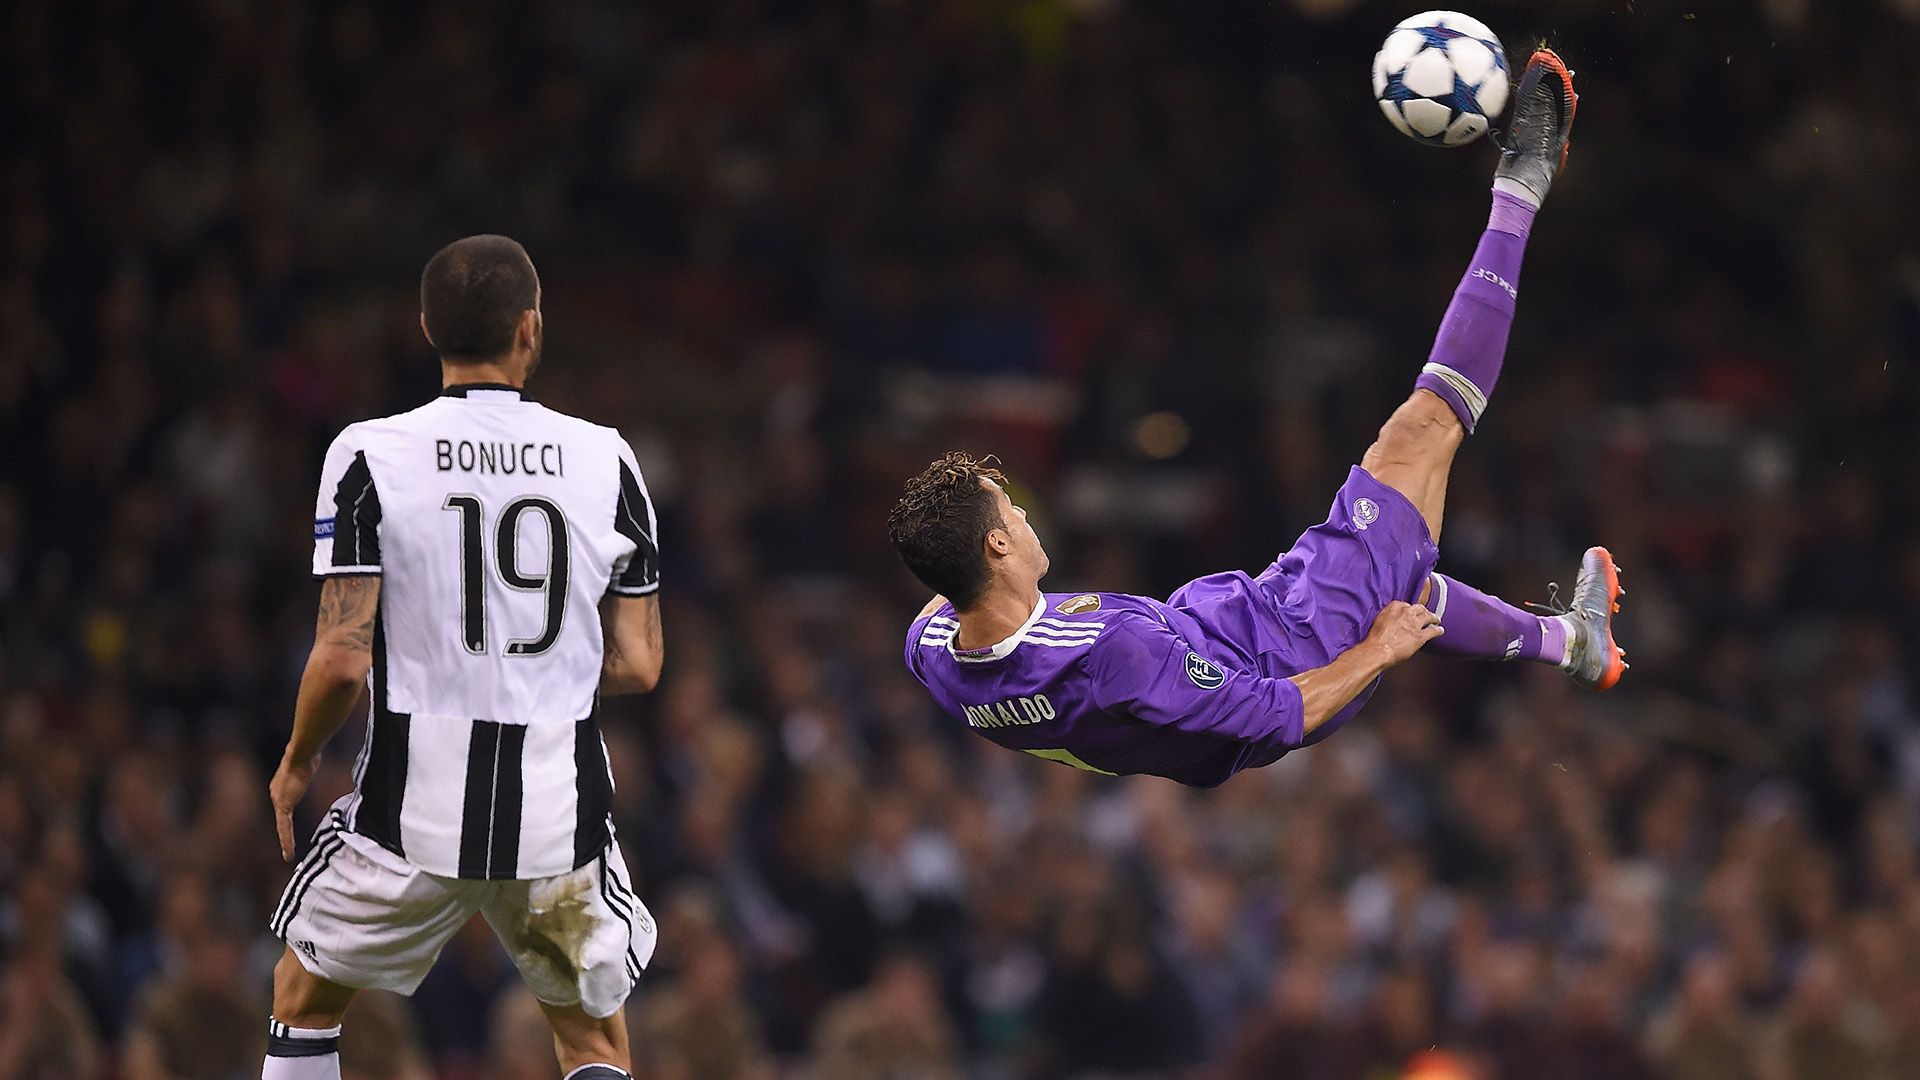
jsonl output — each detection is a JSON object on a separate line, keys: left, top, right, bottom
{"left": 271, "top": 802, "right": 656, "bottom": 1019}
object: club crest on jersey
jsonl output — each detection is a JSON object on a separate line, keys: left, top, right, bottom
{"left": 1185, "top": 652, "right": 1226, "bottom": 690}
{"left": 1056, "top": 594, "right": 1102, "bottom": 615}
{"left": 313, "top": 517, "right": 336, "bottom": 539}
{"left": 1352, "top": 498, "right": 1380, "bottom": 531}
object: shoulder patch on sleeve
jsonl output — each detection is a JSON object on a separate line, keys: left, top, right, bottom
{"left": 314, "top": 517, "right": 336, "bottom": 539}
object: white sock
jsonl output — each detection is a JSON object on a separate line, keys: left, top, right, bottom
{"left": 263, "top": 1020, "right": 341, "bottom": 1080}
{"left": 1555, "top": 614, "right": 1578, "bottom": 671}
{"left": 1493, "top": 175, "right": 1543, "bottom": 209}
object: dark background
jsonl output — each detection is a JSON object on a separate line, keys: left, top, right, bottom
{"left": 2, "top": 1, "right": 1918, "bottom": 1078}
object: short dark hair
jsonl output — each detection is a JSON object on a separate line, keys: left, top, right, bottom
{"left": 420, "top": 235, "right": 540, "bottom": 362}
{"left": 887, "top": 452, "right": 1009, "bottom": 610}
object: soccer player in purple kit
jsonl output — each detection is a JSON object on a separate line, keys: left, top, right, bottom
{"left": 888, "top": 50, "right": 1625, "bottom": 786}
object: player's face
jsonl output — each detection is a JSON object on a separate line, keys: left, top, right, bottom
{"left": 985, "top": 478, "right": 1049, "bottom": 583}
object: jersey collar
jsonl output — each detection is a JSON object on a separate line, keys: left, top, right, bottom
{"left": 948, "top": 596, "right": 1047, "bottom": 663}
{"left": 442, "top": 383, "right": 532, "bottom": 401}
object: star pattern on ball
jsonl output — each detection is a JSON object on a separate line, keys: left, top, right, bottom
{"left": 1371, "top": 13, "right": 1511, "bottom": 148}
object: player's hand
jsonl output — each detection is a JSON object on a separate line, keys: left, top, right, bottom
{"left": 1365, "top": 601, "right": 1444, "bottom": 665}
{"left": 269, "top": 755, "right": 316, "bottom": 863}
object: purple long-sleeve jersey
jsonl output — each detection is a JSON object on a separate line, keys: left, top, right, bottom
{"left": 905, "top": 587, "right": 1322, "bottom": 786}
{"left": 903, "top": 468, "right": 1440, "bottom": 787}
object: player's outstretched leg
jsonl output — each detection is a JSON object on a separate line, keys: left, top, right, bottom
{"left": 1413, "top": 47, "right": 1577, "bottom": 435}
{"left": 1426, "top": 546, "right": 1628, "bottom": 690}
{"left": 1366, "top": 49, "right": 1578, "bottom": 540}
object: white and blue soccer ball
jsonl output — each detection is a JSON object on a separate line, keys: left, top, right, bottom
{"left": 1372, "top": 11, "right": 1510, "bottom": 148}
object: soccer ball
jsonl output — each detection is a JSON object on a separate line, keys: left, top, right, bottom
{"left": 1372, "top": 11, "right": 1510, "bottom": 148}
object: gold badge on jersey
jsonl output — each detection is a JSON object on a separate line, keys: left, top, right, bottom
{"left": 1055, "top": 594, "right": 1101, "bottom": 615}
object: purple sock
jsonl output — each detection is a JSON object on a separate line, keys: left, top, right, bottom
{"left": 1413, "top": 190, "right": 1537, "bottom": 433}
{"left": 1424, "top": 574, "right": 1568, "bottom": 666}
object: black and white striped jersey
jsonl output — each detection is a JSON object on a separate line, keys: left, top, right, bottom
{"left": 312, "top": 384, "right": 659, "bottom": 880}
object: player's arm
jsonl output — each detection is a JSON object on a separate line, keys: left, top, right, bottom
{"left": 599, "top": 593, "right": 663, "bottom": 695}
{"left": 604, "top": 436, "right": 663, "bottom": 695}
{"left": 1086, "top": 613, "right": 1310, "bottom": 753}
{"left": 274, "top": 429, "right": 387, "bottom": 861}
{"left": 1290, "top": 601, "right": 1442, "bottom": 731}
{"left": 270, "top": 575, "right": 380, "bottom": 861}
{"left": 1088, "top": 603, "right": 1441, "bottom": 753}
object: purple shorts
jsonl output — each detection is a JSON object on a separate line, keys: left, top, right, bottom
{"left": 1170, "top": 466, "right": 1438, "bottom": 656}
{"left": 1250, "top": 467, "right": 1438, "bottom": 743}
{"left": 1159, "top": 461, "right": 1436, "bottom": 718}
{"left": 1165, "top": 466, "right": 1438, "bottom": 746}
{"left": 1254, "top": 466, "right": 1440, "bottom": 665}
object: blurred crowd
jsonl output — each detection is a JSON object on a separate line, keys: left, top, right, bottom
{"left": 4, "top": 0, "right": 1920, "bottom": 1078}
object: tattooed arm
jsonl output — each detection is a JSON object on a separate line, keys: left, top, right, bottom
{"left": 270, "top": 575, "right": 381, "bottom": 860}
{"left": 599, "top": 593, "right": 663, "bottom": 695}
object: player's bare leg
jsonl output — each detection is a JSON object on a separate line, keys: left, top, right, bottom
{"left": 1361, "top": 389, "right": 1465, "bottom": 541}
{"left": 265, "top": 948, "right": 356, "bottom": 1078}
{"left": 541, "top": 999, "right": 633, "bottom": 1077}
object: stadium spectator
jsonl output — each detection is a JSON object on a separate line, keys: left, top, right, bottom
{"left": 810, "top": 952, "right": 962, "bottom": 1080}
{"left": 0, "top": 937, "right": 102, "bottom": 1080}
{"left": 1645, "top": 951, "right": 1760, "bottom": 1080}
{"left": 122, "top": 916, "right": 265, "bottom": 1080}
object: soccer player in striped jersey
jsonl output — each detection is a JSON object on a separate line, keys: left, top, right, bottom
{"left": 889, "top": 51, "right": 1624, "bottom": 785}
{"left": 263, "top": 236, "right": 662, "bottom": 1080}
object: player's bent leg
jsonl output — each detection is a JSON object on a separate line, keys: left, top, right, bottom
{"left": 1360, "top": 389, "right": 1464, "bottom": 541}
{"left": 484, "top": 839, "right": 655, "bottom": 1077}
{"left": 266, "top": 948, "right": 355, "bottom": 1079}
{"left": 1423, "top": 572, "right": 1568, "bottom": 667}
{"left": 1422, "top": 547, "right": 1628, "bottom": 690}
{"left": 542, "top": 1000, "right": 633, "bottom": 1077}
{"left": 266, "top": 811, "right": 485, "bottom": 1078}
{"left": 273, "top": 946, "right": 358, "bottom": 1025}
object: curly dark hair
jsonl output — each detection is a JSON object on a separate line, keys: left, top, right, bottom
{"left": 887, "top": 452, "right": 1010, "bottom": 611}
